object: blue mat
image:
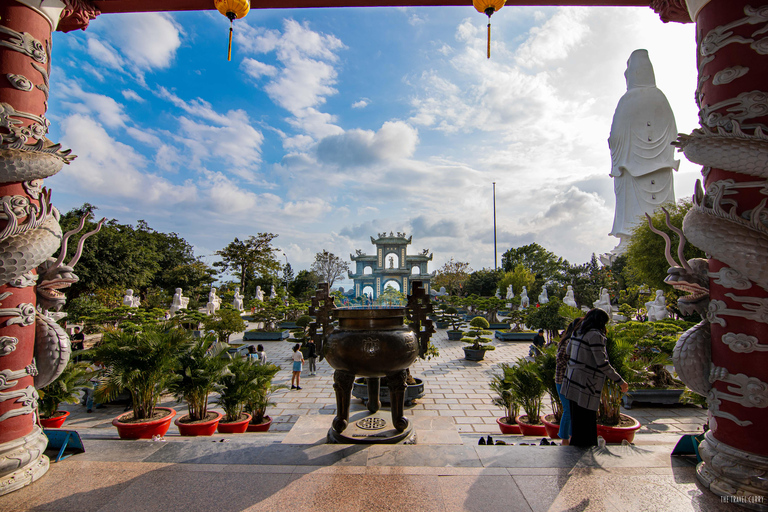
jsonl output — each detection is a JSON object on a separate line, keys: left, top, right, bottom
{"left": 44, "top": 429, "right": 85, "bottom": 462}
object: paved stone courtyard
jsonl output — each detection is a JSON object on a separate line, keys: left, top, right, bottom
{"left": 0, "top": 326, "right": 738, "bottom": 512}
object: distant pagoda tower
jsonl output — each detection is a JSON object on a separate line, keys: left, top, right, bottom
{"left": 349, "top": 232, "right": 433, "bottom": 299}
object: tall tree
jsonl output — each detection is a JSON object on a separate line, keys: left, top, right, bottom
{"left": 464, "top": 268, "right": 505, "bottom": 296}
{"left": 501, "top": 243, "right": 570, "bottom": 298}
{"left": 214, "top": 234, "right": 281, "bottom": 295}
{"left": 310, "top": 250, "right": 350, "bottom": 289}
{"left": 432, "top": 258, "right": 472, "bottom": 296}
{"left": 290, "top": 270, "right": 319, "bottom": 300}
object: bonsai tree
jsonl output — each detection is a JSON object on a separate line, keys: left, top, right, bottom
{"left": 92, "top": 324, "right": 191, "bottom": 420}
{"left": 216, "top": 357, "right": 262, "bottom": 423}
{"left": 203, "top": 306, "right": 247, "bottom": 343}
{"left": 506, "top": 357, "right": 545, "bottom": 425}
{"left": 37, "top": 361, "right": 93, "bottom": 419}
{"left": 490, "top": 363, "right": 520, "bottom": 425}
{"left": 533, "top": 344, "right": 562, "bottom": 422}
{"left": 461, "top": 316, "right": 496, "bottom": 352}
{"left": 168, "top": 335, "right": 231, "bottom": 422}
{"left": 294, "top": 314, "right": 313, "bottom": 342}
{"left": 444, "top": 307, "right": 465, "bottom": 332}
{"left": 245, "top": 362, "right": 287, "bottom": 424}
{"left": 249, "top": 297, "right": 286, "bottom": 331}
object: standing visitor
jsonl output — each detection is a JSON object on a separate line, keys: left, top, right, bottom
{"left": 561, "top": 309, "right": 628, "bottom": 448}
{"left": 291, "top": 344, "right": 304, "bottom": 390}
{"left": 555, "top": 318, "right": 582, "bottom": 446}
{"left": 306, "top": 339, "right": 317, "bottom": 376}
{"left": 71, "top": 326, "right": 85, "bottom": 362}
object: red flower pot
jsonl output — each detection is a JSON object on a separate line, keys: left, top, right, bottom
{"left": 540, "top": 414, "right": 561, "bottom": 440}
{"left": 217, "top": 413, "right": 252, "bottom": 434}
{"left": 113, "top": 407, "right": 176, "bottom": 440}
{"left": 175, "top": 411, "right": 222, "bottom": 437}
{"left": 40, "top": 410, "right": 69, "bottom": 429}
{"left": 496, "top": 417, "right": 521, "bottom": 435}
{"left": 596, "top": 414, "right": 642, "bottom": 444}
{"left": 515, "top": 415, "right": 547, "bottom": 437}
{"left": 246, "top": 415, "right": 273, "bottom": 432}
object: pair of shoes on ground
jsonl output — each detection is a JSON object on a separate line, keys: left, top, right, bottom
{"left": 291, "top": 385, "right": 302, "bottom": 390}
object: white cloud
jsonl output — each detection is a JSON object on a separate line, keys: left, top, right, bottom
{"left": 315, "top": 121, "right": 418, "bottom": 167}
{"left": 59, "top": 79, "right": 129, "bottom": 129}
{"left": 121, "top": 90, "right": 145, "bottom": 103}
{"left": 241, "top": 58, "right": 278, "bottom": 79}
{"left": 352, "top": 98, "right": 370, "bottom": 109}
{"left": 238, "top": 19, "right": 346, "bottom": 143}
{"left": 515, "top": 7, "right": 591, "bottom": 67}
{"left": 55, "top": 115, "right": 197, "bottom": 205}
{"left": 100, "top": 13, "right": 181, "bottom": 70}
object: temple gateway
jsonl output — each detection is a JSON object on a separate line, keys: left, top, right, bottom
{"left": 349, "top": 232, "right": 433, "bottom": 299}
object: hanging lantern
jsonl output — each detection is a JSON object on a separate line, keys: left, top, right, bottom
{"left": 214, "top": 0, "right": 250, "bottom": 61}
{"left": 473, "top": 0, "right": 505, "bottom": 59}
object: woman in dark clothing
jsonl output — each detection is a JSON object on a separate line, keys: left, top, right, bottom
{"left": 555, "top": 317, "right": 582, "bottom": 446}
{"left": 560, "top": 308, "right": 628, "bottom": 447}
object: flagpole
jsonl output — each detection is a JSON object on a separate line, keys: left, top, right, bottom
{"left": 493, "top": 182, "right": 497, "bottom": 270}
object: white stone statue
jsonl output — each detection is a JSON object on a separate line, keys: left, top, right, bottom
{"left": 206, "top": 287, "right": 221, "bottom": 316}
{"left": 254, "top": 286, "right": 264, "bottom": 301}
{"left": 170, "top": 288, "right": 189, "bottom": 316}
{"left": 123, "top": 289, "right": 140, "bottom": 308}
{"left": 232, "top": 287, "right": 244, "bottom": 312}
{"left": 505, "top": 285, "right": 514, "bottom": 300}
{"left": 608, "top": 49, "right": 679, "bottom": 256}
{"left": 520, "top": 287, "right": 530, "bottom": 308}
{"left": 433, "top": 286, "right": 448, "bottom": 297}
{"left": 495, "top": 288, "right": 502, "bottom": 299}
{"left": 269, "top": 285, "right": 276, "bottom": 300}
{"left": 593, "top": 288, "right": 612, "bottom": 317}
{"left": 538, "top": 287, "right": 549, "bottom": 305}
{"left": 645, "top": 289, "right": 669, "bottom": 321}
{"left": 563, "top": 285, "right": 578, "bottom": 308}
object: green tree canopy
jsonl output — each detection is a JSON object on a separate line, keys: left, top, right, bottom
{"left": 432, "top": 258, "right": 472, "bottom": 296}
{"left": 497, "top": 264, "right": 535, "bottom": 301}
{"left": 214, "top": 234, "right": 281, "bottom": 296}
{"left": 464, "top": 268, "right": 505, "bottom": 296}
{"left": 501, "top": 243, "right": 570, "bottom": 297}
{"left": 625, "top": 199, "right": 705, "bottom": 291}
{"left": 310, "top": 250, "right": 350, "bottom": 289}
{"left": 57, "top": 205, "right": 215, "bottom": 303}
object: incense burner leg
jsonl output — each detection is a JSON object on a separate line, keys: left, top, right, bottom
{"left": 387, "top": 370, "right": 409, "bottom": 432}
{"left": 332, "top": 370, "right": 355, "bottom": 433}
{"left": 366, "top": 377, "right": 381, "bottom": 414}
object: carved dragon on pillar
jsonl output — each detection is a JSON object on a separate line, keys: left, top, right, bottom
{"left": 57, "top": 0, "right": 101, "bottom": 33}
{"left": 650, "top": 0, "right": 693, "bottom": 23}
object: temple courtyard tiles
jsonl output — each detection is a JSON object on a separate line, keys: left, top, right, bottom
{"left": 0, "top": 328, "right": 729, "bottom": 511}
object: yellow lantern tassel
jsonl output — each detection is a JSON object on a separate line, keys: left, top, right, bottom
{"left": 228, "top": 25, "right": 233, "bottom": 61}
{"left": 487, "top": 21, "right": 491, "bottom": 59}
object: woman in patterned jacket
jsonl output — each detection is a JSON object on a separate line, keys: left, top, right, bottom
{"left": 560, "top": 308, "right": 628, "bottom": 447}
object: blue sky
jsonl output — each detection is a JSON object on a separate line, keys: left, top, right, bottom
{"left": 46, "top": 6, "right": 699, "bottom": 286}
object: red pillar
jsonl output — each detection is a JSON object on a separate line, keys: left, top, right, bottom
{"left": 0, "top": 0, "right": 95, "bottom": 496}
{"left": 673, "top": 0, "right": 768, "bottom": 507}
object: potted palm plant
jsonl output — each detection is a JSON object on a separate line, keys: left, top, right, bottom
{"left": 597, "top": 329, "right": 643, "bottom": 443}
{"left": 507, "top": 357, "right": 547, "bottom": 436}
{"left": 93, "top": 324, "right": 190, "bottom": 439}
{"left": 489, "top": 363, "right": 521, "bottom": 434}
{"left": 245, "top": 363, "right": 286, "bottom": 432}
{"left": 461, "top": 317, "right": 496, "bottom": 361}
{"left": 534, "top": 344, "right": 562, "bottom": 439}
{"left": 169, "top": 335, "right": 231, "bottom": 436}
{"left": 216, "top": 358, "right": 259, "bottom": 434}
{"left": 37, "top": 361, "right": 93, "bottom": 428}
